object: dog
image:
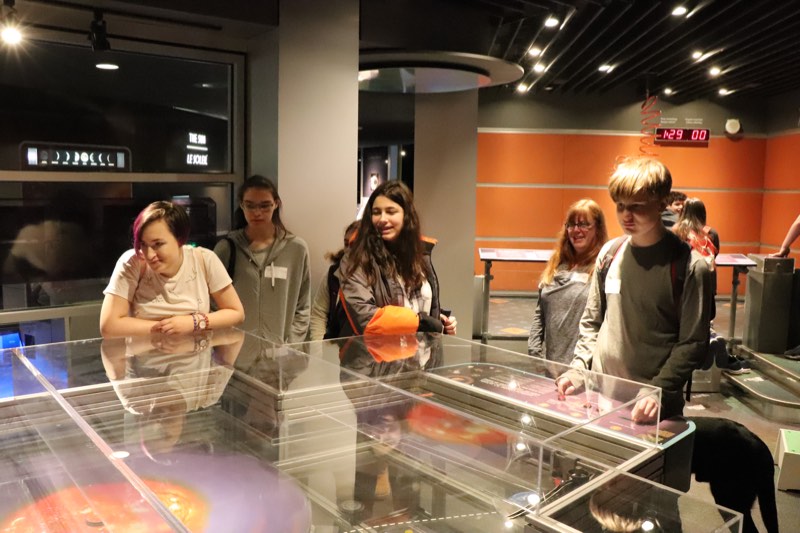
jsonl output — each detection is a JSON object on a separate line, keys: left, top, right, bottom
{"left": 688, "top": 417, "right": 779, "bottom": 533}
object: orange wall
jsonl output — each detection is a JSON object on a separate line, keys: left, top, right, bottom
{"left": 476, "top": 131, "right": 773, "bottom": 294}
{"left": 762, "top": 132, "right": 800, "bottom": 262}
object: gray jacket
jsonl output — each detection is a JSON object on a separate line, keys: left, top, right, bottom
{"left": 214, "top": 229, "right": 310, "bottom": 343}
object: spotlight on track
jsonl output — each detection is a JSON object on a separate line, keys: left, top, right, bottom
{"left": 1, "top": 0, "right": 23, "bottom": 45}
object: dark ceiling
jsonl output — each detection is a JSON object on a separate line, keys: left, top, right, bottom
{"left": 13, "top": 0, "right": 800, "bottom": 105}
{"left": 362, "top": 0, "right": 800, "bottom": 103}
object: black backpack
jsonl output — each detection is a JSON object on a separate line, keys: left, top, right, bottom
{"left": 597, "top": 236, "right": 690, "bottom": 318}
{"left": 324, "top": 260, "right": 342, "bottom": 339}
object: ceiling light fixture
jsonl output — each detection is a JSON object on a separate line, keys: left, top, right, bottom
{"left": 671, "top": 6, "right": 688, "bottom": 17}
{"left": 598, "top": 64, "right": 614, "bottom": 73}
{"left": 544, "top": 16, "right": 559, "bottom": 28}
{"left": 709, "top": 66, "right": 721, "bottom": 76}
{"left": 663, "top": 87, "right": 674, "bottom": 95}
{"left": 527, "top": 46, "right": 542, "bottom": 57}
{"left": 691, "top": 50, "right": 703, "bottom": 60}
{"left": 533, "top": 63, "right": 546, "bottom": 73}
{"left": 1, "top": 0, "right": 22, "bottom": 45}
{"left": 89, "top": 10, "right": 111, "bottom": 52}
{"left": 516, "top": 83, "right": 528, "bottom": 93}
{"left": 96, "top": 62, "right": 119, "bottom": 70}
{"left": 718, "top": 88, "right": 730, "bottom": 96}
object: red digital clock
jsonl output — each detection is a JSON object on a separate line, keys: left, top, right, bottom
{"left": 654, "top": 127, "right": 710, "bottom": 147}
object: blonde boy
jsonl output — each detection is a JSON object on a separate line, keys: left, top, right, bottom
{"left": 557, "top": 157, "right": 713, "bottom": 423}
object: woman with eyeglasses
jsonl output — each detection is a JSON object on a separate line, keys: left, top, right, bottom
{"left": 528, "top": 199, "right": 608, "bottom": 364}
{"left": 214, "top": 175, "right": 310, "bottom": 342}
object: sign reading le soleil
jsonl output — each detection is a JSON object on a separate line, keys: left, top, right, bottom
{"left": 186, "top": 131, "right": 209, "bottom": 166}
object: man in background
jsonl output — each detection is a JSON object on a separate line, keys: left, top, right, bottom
{"left": 661, "top": 190, "right": 687, "bottom": 228}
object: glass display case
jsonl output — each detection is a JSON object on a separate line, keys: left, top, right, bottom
{"left": 300, "top": 335, "right": 696, "bottom": 489}
{"left": 0, "top": 331, "right": 742, "bottom": 532}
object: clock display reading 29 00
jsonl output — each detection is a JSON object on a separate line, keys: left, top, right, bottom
{"left": 654, "top": 127, "right": 710, "bottom": 147}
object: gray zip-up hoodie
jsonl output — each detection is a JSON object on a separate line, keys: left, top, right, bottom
{"left": 214, "top": 228, "right": 310, "bottom": 343}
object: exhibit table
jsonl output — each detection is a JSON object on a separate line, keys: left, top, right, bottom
{"left": 478, "top": 248, "right": 554, "bottom": 343}
{"left": 714, "top": 253, "right": 757, "bottom": 349}
{"left": 0, "top": 331, "right": 742, "bottom": 532}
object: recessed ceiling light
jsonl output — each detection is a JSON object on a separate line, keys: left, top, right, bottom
{"left": 544, "top": 16, "right": 559, "bottom": 28}
{"left": 718, "top": 88, "right": 729, "bottom": 96}
{"left": 663, "top": 87, "right": 673, "bottom": 95}
{"left": 1, "top": 26, "right": 21, "bottom": 45}
{"left": 96, "top": 62, "right": 119, "bottom": 70}
{"left": 691, "top": 50, "right": 703, "bottom": 60}
{"left": 709, "top": 66, "right": 721, "bottom": 76}
{"left": 533, "top": 63, "right": 546, "bottom": 73}
{"left": 672, "top": 6, "right": 688, "bottom": 16}
{"left": 598, "top": 64, "right": 614, "bottom": 73}
{"left": 516, "top": 83, "right": 528, "bottom": 92}
{"left": 527, "top": 46, "right": 542, "bottom": 57}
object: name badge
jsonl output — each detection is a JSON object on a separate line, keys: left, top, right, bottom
{"left": 264, "top": 265, "right": 288, "bottom": 280}
{"left": 571, "top": 272, "right": 589, "bottom": 284}
{"left": 605, "top": 278, "right": 621, "bottom": 294}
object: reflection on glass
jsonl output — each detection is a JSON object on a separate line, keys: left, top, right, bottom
{"left": 0, "top": 333, "right": 743, "bottom": 532}
{"left": 0, "top": 41, "right": 231, "bottom": 173}
{"left": 0, "top": 182, "right": 231, "bottom": 311}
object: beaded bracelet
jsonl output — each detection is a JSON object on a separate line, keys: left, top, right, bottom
{"left": 191, "top": 313, "right": 199, "bottom": 332}
{"left": 200, "top": 312, "right": 210, "bottom": 330}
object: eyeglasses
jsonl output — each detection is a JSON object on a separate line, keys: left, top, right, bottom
{"left": 241, "top": 202, "right": 275, "bottom": 212}
{"left": 565, "top": 222, "right": 594, "bottom": 231}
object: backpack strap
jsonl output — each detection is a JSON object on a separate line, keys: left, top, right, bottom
{"left": 324, "top": 261, "right": 341, "bottom": 339}
{"left": 671, "top": 240, "right": 692, "bottom": 318}
{"left": 598, "top": 236, "right": 627, "bottom": 316}
{"left": 599, "top": 236, "right": 690, "bottom": 319}
{"left": 223, "top": 237, "right": 236, "bottom": 277}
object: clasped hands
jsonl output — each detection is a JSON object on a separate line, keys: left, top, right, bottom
{"left": 151, "top": 314, "right": 195, "bottom": 335}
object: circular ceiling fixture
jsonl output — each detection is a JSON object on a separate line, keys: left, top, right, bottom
{"left": 359, "top": 51, "right": 523, "bottom": 94}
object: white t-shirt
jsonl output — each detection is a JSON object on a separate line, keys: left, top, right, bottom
{"left": 103, "top": 246, "right": 231, "bottom": 320}
{"left": 401, "top": 279, "right": 433, "bottom": 314}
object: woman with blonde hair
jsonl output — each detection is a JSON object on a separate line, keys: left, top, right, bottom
{"left": 528, "top": 199, "right": 608, "bottom": 363}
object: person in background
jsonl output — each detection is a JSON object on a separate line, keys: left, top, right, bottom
{"left": 556, "top": 157, "right": 713, "bottom": 423}
{"left": 660, "top": 190, "right": 686, "bottom": 228}
{"left": 673, "top": 198, "right": 748, "bottom": 374}
{"left": 771, "top": 213, "right": 800, "bottom": 359}
{"left": 309, "top": 220, "right": 359, "bottom": 341}
{"left": 100, "top": 201, "right": 244, "bottom": 337}
{"left": 528, "top": 199, "right": 608, "bottom": 365}
{"left": 214, "top": 176, "right": 310, "bottom": 343}
{"left": 770, "top": 213, "right": 800, "bottom": 259}
{"left": 335, "top": 180, "right": 456, "bottom": 337}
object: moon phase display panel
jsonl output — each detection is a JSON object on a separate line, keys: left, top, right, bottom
{"left": 20, "top": 142, "right": 131, "bottom": 171}
{"left": 654, "top": 127, "right": 710, "bottom": 147}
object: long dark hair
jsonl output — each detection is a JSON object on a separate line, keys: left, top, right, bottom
{"left": 673, "top": 197, "right": 707, "bottom": 242}
{"left": 236, "top": 175, "right": 287, "bottom": 235}
{"left": 346, "top": 181, "right": 426, "bottom": 290}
